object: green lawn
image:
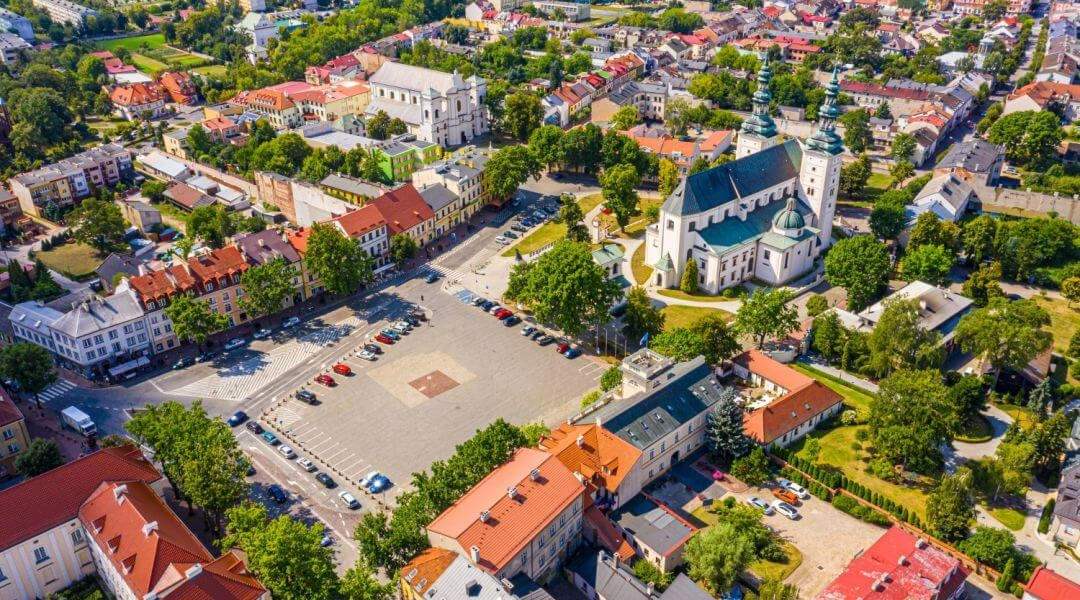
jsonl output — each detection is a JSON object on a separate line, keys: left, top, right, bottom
{"left": 598, "top": 196, "right": 662, "bottom": 239}
{"left": 95, "top": 33, "right": 166, "bottom": 52}
{"left": 956, "top": 414, "right": 994, "bottom": 443}
{"left": 130, "top": 53, "right": 170, "bottom": 73}
{"left": 998, "top": 403, "right": 1040, "bottom": 431}
{"left": 631, "top": 243, "right": 651, "bottom": 286}
{"left": 192, "top": 65, "right": 228, "bottom": 77}
{"left": 749, "top": 542, "right": 803, "bottom": 582}
{"left": 1033, "top": 296, "right": 1078, "bottom": 355}
{"left": 660, "top": 305, "right": 734, "bottom": 330}
{"left": 990, "top": 507, "right": 1027, "bottom": 531}
{"left": 657, "top": 289, "right": 736, "bottom": 303}
{"left": 866, "top": 173, "right": 892, "bottom": 195}
{"left": 35, "top": 242, "right": 105, "bottom": 280}
{"left": 501, "top": 222, "right": 567, "bottom": 257}
{"left": 789, "top": 363, "right": 875, "bottom": 417}
{"left": 169, "top": 55, "right": 209, "bottom": 68}
{"left": 578, "top": 193, "right": 606, "bottom": 214}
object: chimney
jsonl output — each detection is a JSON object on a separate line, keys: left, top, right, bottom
{"left": 479, "top": 510, "right": 490, "bottom": 523}
{"left": 576, "top": 435, "right": 585, "bottom": 447}
{"left": 184, "top": 564, "right": 203, "bottom": 579}
{"left": 916, "top": 538, "right": 928, "bottom": 549}
{"left": 647, "top": 582, "right": 656, "bottom": 595}
{"left": 142, "top": 521, "right": 159, "bottom": 537}
{"left": 612, "top": 552, "right": 619, "bottom": 569}
{"left": 596, "top": 415, "right": 603, "bottom": 428}
{"left": 898, "top": 554, "right": 907, "bottom": 566}
{"left": 507, "top": 486, "right": 518, "bottom": 499}
{"left": 470, "top": 545, "right": 480, "bottom": 564}
{"left": 530, "top": 469, "right": 540, "bottom": 481}
{"left": 257, "top": 238, "right": 266, "bottom": 247}
{"left": 113, "top": 484, "right": 129, "bottom": 503}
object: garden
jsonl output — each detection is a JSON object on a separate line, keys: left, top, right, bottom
{"left": 95, "top": 33, "right": 213, "bottom": 74}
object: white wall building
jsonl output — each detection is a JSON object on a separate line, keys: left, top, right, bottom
{"left": 366, "top": 63, "right": 488, "bottom": 148}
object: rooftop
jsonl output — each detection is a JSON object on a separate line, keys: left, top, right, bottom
{"left": 539, "top": 421, "right": 642, "bottom": 496}
{"left": 609, "top": 494, "right": 697, "bottom": 557}
{"left": 857, "top": 281, "right": 973, "bottom": 335}
{"left": 735, "top": 350, "right": 844, "bottom": 445}
{"left": 1024, "top": 566, "right": 1080, "bottom": 600}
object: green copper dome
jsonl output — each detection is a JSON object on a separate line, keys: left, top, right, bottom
{"left": 773, "top": 198, "right": 805, "bottom": 230}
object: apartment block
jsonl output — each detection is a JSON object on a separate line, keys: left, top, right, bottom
{"left": 8, "top": 144, "right": 133, "bottom": 217}
{"left": 31, "top": 0, "right": 96, "bottom": 25}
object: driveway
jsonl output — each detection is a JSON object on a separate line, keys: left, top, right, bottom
{"left": 943, "top": 405, "right": 1013, "bottom": 473}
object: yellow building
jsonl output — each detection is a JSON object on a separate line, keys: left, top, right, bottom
{"left": 0, "top": 391, "right": 30, "bottom": 481}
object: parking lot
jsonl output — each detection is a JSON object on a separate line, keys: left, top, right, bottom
{"left": 257, "top": 285, "right": 605, "bottom": 509}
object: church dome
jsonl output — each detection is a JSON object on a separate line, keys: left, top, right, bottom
{"left": 773, "top": 198, "right": 804, "bottom": 231}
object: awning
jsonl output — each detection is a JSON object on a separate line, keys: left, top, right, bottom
{"left": 108, "top": 356, "right": 150, "bottom": 378}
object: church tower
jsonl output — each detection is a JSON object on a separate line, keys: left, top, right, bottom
{"left": 800, "top": 67, "right": 844, "bottom": 249}
{"left": 736, "top": 56, "right": 779, "bottom": 158}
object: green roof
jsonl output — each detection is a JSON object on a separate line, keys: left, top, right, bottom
{"left": 697, "top": 198, "right": 814, "bottom": 255}
{"left": 772, "top": 198, "right": 805, "bottom": 229}
{"left": 591, "top": 243, "right": 624, "bottom": 265}
{"left": 655, "top": 253, "right": 674, "bottom": 271}
{"left": 593, "top": 70, "right": 613, "bottom": 80}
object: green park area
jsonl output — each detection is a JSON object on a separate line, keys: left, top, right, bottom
{"left": 95, "top": 34, "right": 212, "bottom": 74}
{"left": 35, "top": 242, "right": 103, "bottom": 280}
{"left": 660, "top": 305, "right": 733, "bottom": 331}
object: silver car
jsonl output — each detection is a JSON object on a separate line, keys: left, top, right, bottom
{"left": 771, "top": 500, "right": 799, "bottom": 520}
{"left": 746, "top": 496, "right": 774, "bottom": 515}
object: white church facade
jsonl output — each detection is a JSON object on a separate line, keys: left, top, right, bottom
{"left": 645, "top": 62, "right": 844, "bottom": 294}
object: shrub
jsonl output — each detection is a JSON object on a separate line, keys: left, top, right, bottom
{"left": 868, "top": 457, "right": 896, "bottom": 482}
{"left": 1072, "top": 360, "right": 1080, "bottom": 381}
{"left": 581, "top": 390, "right": 601, "bottom": 408}
{"left": 850, "top": 441, "right": 862, "bottom": 451}
{"left": 841, "top": 409, "right": 857, "bottom": 425}
{"left": 832, "top": 495, "right": 858, "bottom": 512}
{"left": 854, "top": 428, "right": 869, "bottom": 441}
{"left": 806, "top": 294, "right": 829, "bottom": 317}
{"left": 1038, "top": 499, "right": 1055, "bottom": 534}
{"left": 599, "top": 366, "right": 622, "bottom": 392}
{"left": 723, "top": 495, "right": 737, "bottom": 509}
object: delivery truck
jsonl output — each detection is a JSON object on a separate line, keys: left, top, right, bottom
{"left": 60, "top": 406, "right": 97, "bottom": 437}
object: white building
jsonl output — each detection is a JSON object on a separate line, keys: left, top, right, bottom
{"left": 644, "top": 62, "right": 842, "bottom": 294}
{"left": 0, "top": 7, "right": 34, "bottom": 42}
{"left": 366, "top": 63, "right": 488, "bottom": 148}
{"left": 411, "top": 149, "right": 491, "bottom": 226}
{"left": 0, "top": 33, "right": 29, "bottom": 65}
{"left": 31, "top": 0, "right": 96, "bottom": 24}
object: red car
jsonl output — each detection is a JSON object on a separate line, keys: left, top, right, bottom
{"left": 374, "top": 333, "right": 394, "bottom": 344}
{"left": 557, "top": 343, "right": 570, "bottom": 353}
{"left": 315, "top": 374, "right": 336, "bottom": 386}
{"left": 332, "top": 364, "right": 352, "bottom": 376}
{"left": 493, "top": 308, "right": 513, "bottom": 320}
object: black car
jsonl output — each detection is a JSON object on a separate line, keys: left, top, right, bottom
{"left": 503, "top": 315, "right": 522, "bottom": 327}
{"left": 196, "top": 352, "right": 214, "bottom": 363}
{"left": 172, "top": 357, "right": 194, "bottom": 370}
{"left": 245, "top": 421, "right": 264, "bottom": 434}
{"left": 408, "top": 310, "right": 428, "bottom": 321}
{"left": 267, "top": 484, "right": 287, "bottom": 503}
{"left": 536, "top": 335, "right": 555, "bottom": 346}
{"left": 315, "top": 472, "right": 336, "bottom": 488}
{"left": 529, "top": 329, "right": 544, "bottom": 340}
{"left": 480, "top": 301, "right": 495, "bottom": 311}
{"left": 296, "top": 389, "right": 317, "bottom": 404}
{"left": 511, "top": 224, "right": 528, "bottom": 233}
{"left": 404, "top": 315, "right": 421, "bottom": 327}
{"left": 363, "top": 343, "right": 383, "bottom": 354}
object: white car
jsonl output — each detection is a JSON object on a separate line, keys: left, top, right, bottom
{"left": 253, "top": 328, "right": 272, "bottom": 340}
{"left": 338, "top": 491, "right": 360, "bottom": 509}
{"left": 223, "top": 338, "right": 246, "bottom": 351}
{"left": 297, "top": 458, "right": 317, "bottom": 472}
{"left": 278, "top": 445, "right": 296, "bottom": 459}
{"left": 360, "top": 470, "right": 380, "bottom": 489}
{"left": 771, "top": 500, "right": 799, "bottom": 520}
{"left": 487, "top": 304, "right": 502, "bottom": 314}
{"left": 358, "top": 350, "right": 376, "bottom": 361}
{"left": 282, "top": 316, "right": 301, "bottom": 328}
{"left": 779, "top": 479, "right": 810, "bottom": 499}
{"left": 494, "top": 236, "right": 510, "bottom": 245}
{"left": 746, "top": 496, "right": 774, "bottom": 515}
{"left": 392, "top": 322, "right": 410, "bottom": 333}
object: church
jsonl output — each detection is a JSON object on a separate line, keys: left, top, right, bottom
{"left": 645, "top": 61, "right": 844, "bottom": 294}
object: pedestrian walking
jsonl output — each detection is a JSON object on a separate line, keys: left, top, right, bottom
{"left": 420, "top": 295, "right": 424, "bottom": 302}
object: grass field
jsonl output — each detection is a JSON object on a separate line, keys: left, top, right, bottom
{"left": 95, "top": 33, "right": 167, "bottom": 52}
{"left": 657, "top": 289, "right": 736, "bottom": 303}
{"left": 750, "top": 542, "right": 803, "bottom": 582}
{"left": 35, "top": 242, "right": 105, "bottom": 280}
{"left": 192, "top": 65, "right": 229, "bottom": 77}
{"left": 956, "top": 414, "right": 994, "bottom": 443}
{"left": 660, "top": 305, "right": 733, "bottom": 330}
{"left": 990, "top": 507, "right": 1027, "bottom": 531}
{"left": 1033, "top": 296, "right": 1078, "bottom": 355}
{"left": 789, "top": 363, "right": 875, "bottom": 417}
{"left": 96, "top": 34, "right": 210, "bottom": 73}
{"left": 598, "top": 196, "right": 662, "bottom": 239}
{"left": 631, "top": 243, "right": 650, "bottom": 286}
{"left": 130, "top": 53, "right": 170, "bottom": 72}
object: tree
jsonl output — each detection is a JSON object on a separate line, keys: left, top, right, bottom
{"left": 600, "top": 163, "right": 640, "bottom": 230}
{"left": 1030, "top": 410, "right": 1070, "bottom": 474}
{"left": 681, "top": 260, "right": 699, "bottom": 294}
{"left": 947, "top": 374, "right": 987, "bottom": 425}
{"left": 0, "top": 342, "right": 58, "bottom": 408}
{"left": 69, "top": 197, "right": 128, "bottom": 255}
{"left": 485, "top": 145, "right": 540, "bottom": 201}
{"left": 759, "top": 579, "right": 801, "bottom": 600}
{"left": 888, "top": 160, "right": 915, "bottom": 186}
{"left": 187, "top": 123, "right": 213, "bottom": 157}
{"left": 806, "top": 294, "right": 829, "bottom": 317}
{"left": 503, "top": 92, "right": 543, "bottom": 142}
{"left": 389, "top": 233, "right": 419, "bottom": 268}
{"left": 982, "top": 0, "right": 1008, "bottom": 22}
{"left": 901, "top": 244, "right": 953, "bottom": 285}
{"left": 141, "top": 180, "right": 167, "bottom": 202}
{"left": 926, "top": 470, "right": 975, "bottom": 541}
{"left": 958, "top": 526, "right": 1018, "bottom": 571}
{"left": 730, "top": 446, "right": 771, "bottom": 486}
{"left": 839, "top": 153, "right": 872, "bottom": 198}
{"left": 998, "top": 559, "right": 1016, "bottom": 593}
{"left": 988, "top": 111, "right": 1064, "bottom": 170}
{"left": 962, "top": 215, "right": 998, "bottom": 263}
{"left": 689, "top": 157, "right": 711, "bottom": 175}
{"left": 505, "top": 240, "right": 621, "bottom": 336}
{"left": 891, "top": 133, "right": 917, "bottom": 163}
{"left": 825, "top": 236, "right": 890, "bottom": 312}
{"left": 652, "top": 328, "right": 708, "bottom": 361}
{"left": 962, "top": 262, "right": 1004, "bottom": 308}
{"left": 186, "top": 205, "right": 235, "bottom": 249}
{"left": 367, "top": 110, "right": 391, "bottom": 140}
{"left": 611, "top": 105, "right": 641, "bottom": 130}
{"left": 907, "top": 212, "right": 959, "bottom": 255}
{"left": 304, "top": 223, "right": 375, "bottom": 295}
{"left": 735, "top": 288, "right": 799, "bottom": 348}
{"left": 529, "top": 125, "right": 565, "bottom": 171}
{"left": 840, "top": 109, "right": 873, "bottom": 153}
{"left": 222, "top": 501, "right": 339, "bottom": 600}
{"left": 658, "top": 158, "right": 680, "bottom": 198}
{"left": 240, "top": 258, "right": 295, "bottom": 318}
{"left": 812, "top": 312, "right": 848, "bottom": 363}
{"left": 557, "top": 194, "right": 589, "bottom": 243}
{"left": 339, "top": 563, "right": 394, "bottom": 599}
{"left": 707, "top": 388, "right": 751, "bottom": 459}
{"left": 164, "top": 293, "right": 230, "bottom": 351}
{"left": 623, "top": 286, "right": 665, "bottom": 341}
{"left": 31, "top": 259, "right": 62, "bottom": 301}
{"left": 685, "top": 523, "right": 756, "bottom": 595}
{"left": 954, "top": 298, "right": 1052, "bottom": 387}
{"left": 1061, "top": 277, "right": 1080, "bottom": 307}
{"left": 598, "top": 366, "right": 623, "bottom": 393}
{"left": 994, "top": 438, "right": 1036, "bottom": 498}
{"left": 867, "top": 299, "right": 944, "bottom": 378}
{"left": 14, "top": 439, "right": 64, "bottom": 477}
{"left": 870, "top": 369, "right": 957, "bottom": 473}
{"left": 691, "top": 313, "right": 741, "bottom": 366}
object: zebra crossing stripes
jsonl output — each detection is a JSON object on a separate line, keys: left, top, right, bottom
{"left": 37, "top": 379, "right": 77, "bottom": 403}
{"left": 426, "top": 264, "right": 468, "bottom": 283}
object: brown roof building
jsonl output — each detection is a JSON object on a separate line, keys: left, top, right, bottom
{"left": 160, "top": 71, "right": 198, "bottom": 105}
{"left": 735, "top": 350, "right": 844, "bottom": 446}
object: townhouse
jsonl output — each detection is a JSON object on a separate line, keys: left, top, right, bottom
{"left": 109, "top": 82, "right": 168, "bottom": 121}
{"left": 369, "top": 184, "right": 436, "bottom": 248}
{"left": 324, "top": 204, "right": 393, "bottom": 273}
{"left": 0, "top": 389, "right": 30, "bottom": 481}
{"left": 733, "top": 350, "right": 843, "bottom": 447}
{"left": 9, "top": 144, "right": 133, "bottom": 217}
{"left": 399, "top": 548, "right": 513, "bottom": 600}
{"left": 160, "top": 71, "right": 198, "bottom": 105}
{"left": 1004, "top": 81, "right": 1080, "bottom": 123}
{"left": 620, "top": 130, "right": 733, "bottom": 177}
{"left": 236, "top": 229, "right": 306, "bottom": 308}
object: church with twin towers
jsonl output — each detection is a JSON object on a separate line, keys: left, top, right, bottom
{"left": 645, "top": 60, "right": 844, "bottom": 294}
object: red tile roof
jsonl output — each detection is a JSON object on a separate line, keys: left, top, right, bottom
{"left": 1025, "top": 566, "right": 1080, "bottom": 600}
{"left": 584, "top": 504, "right": 636, "bottom": 562}
{"left": 427, "top": 448, "right": 585, "bottom": 574}
{"left": 287, "top": 227, "right": 311, "bottom": 255}
{"left": 539, "top": 422, "right": 642, "bottom": 496}
{"left": 188, "top": 246, "right": 250, "bottom": 283}
{"left": 399, "top": 547, "right": 458, "bottom": 597}
{"left": 0, "top": 387, "right": 24, "bottom": 428}
{"left": 110, "top": 82, "right": 165, "bottom": 107}
{"left": 326, "top": 203, "right": 387, "bottom": 239}
{"left": 737, "top": 350, "right": 843, "bottom": 445}
{"left": 369, "top": 184, "right": 435, "bottom": 237}
{"left": 164, "top": 551, "right": 266, "bottom": 600}
{"left": 0, "top": 446, "right": 161, "bottom": 551}
{"left": 817, "top": 527, "right": 967, "bottom": 600}
{"left": 128, "top": 264, "right": 197, "bottom": 305}
{"left": 1007, "top": 81, "right": 1080, "bottom": 108}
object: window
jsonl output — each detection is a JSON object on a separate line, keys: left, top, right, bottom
{"left": 649, "top": 449, "right": 654, "bottom": 460}
{"left": 108, "top": 330, "right": 118, "bottom": 340}
{"left": 112, "top": 343, "right": 121, "bottom": 352}
{"left": 1, "top": 429, "right": 12, "bottom": 440}
{"left": 688, "top": 221, "right": 696, "bottom": 232}
{"left": 127, "top": 337, "right": 136, "bottom": 347}
{"left": 33, "top": 547, "right": 49, "bottom": 563}
{"left": 134, "top": 322, "right": 143, "bottom": 330}
{"left": 205, "top": 282, "right": 214, "bottom": 292}
{"left": 666, "top": 219, "right": 674, "bottom": 230}
{"left": 763, "top": 249, "right": 771, "bottom": 260}
{"left": 7, "top": 443, "right": 19, "bottom": 454}
{"left": 93, "top": 335, "right": 104, "bottom": 345}
{"left": 0, "top": 565, "right": 6, "bottom": 582}
{"left": 71, "top": 529, "right": 85, "bottom": 546}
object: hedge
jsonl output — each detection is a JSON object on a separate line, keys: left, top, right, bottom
{"left": 1038, "top": 499, "right": 1055, "bottom": 535}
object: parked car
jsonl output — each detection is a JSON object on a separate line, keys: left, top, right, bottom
{"left": 223, "top": 338, "right": 246, "bottom": 351}
{"left": 521, "top": 325, "right": 536, "bottom": 336}
{"left": 487, "top": 304, "right": 502, "bottom": 314}
{"left": 772, "top": 500, "right": 799, "bottom": 520}
{"left": 479, "top": 300, "right": 494, "bottom": 311}
{"left": 172, "top": 357, "right": 194, "bottom": 370}
{"left": 363, "top": 343, "right": 382, "bottom": 354}
{"left": 494, "top": 236, "right": 510, "bottom": 245}
{"left": 529, "top": 329, "right": 544, "bottom": 340}
{"left": 503, "top": 230, "right": 518, "bottom": 239}
{"left": 261, "top": 432, "right": 279, "bottom": 445}
{"left": 253, "top": 328, "right": 272, "bottom": 340}
{"left": 503, "top": 315, "right": 522, "bottom": 326}
{"left": 315, "top": 472, "right": 336, "bottom": 488}
{"left": 746, "top": 496, "right": 774, "bottom": 515}
{"left": 425, "top": 272, "right": 440, "bottom": 283}
{"left": 315, "top": 374, "right": 336, "bottom": 386}
{"left": 267, "top": 484, "right": 287, "bottom": 503}
{"left": 408, "top": 310, "right": 427, "bottom": 321}
{"left": 771, "top": 487, "right": 799, "bottom": 505}
{"left": 332, "top": 364, "right": 352, "bottom": 376}
{"left": 368, "top": 473, "right": 392, "bottom": 493}
{"left": 246, "top": 421, "right": 264, "bottom": 434}
{"left": 338, "top": 491, "right": 360, "bottom": 509}
{"left": 296, "top": 390, "right": 317, "bottom": 404}
{"left": 358, "top": 350, "right": 376, "bottom": 361}
{"left": 511, "top": 224, "right": 528, "bottom": 233}
{"left": 494, "top": 309, "right": 513, "bottom": 320}
{"left": 536, "top": 335, "right": 554, "bottom": 346}
{"left": 282, "top": 316, "right": 301, "bottom": 328}
{"left": 392, "top": 322, "right": 410, "bottom": 333}
{"left": 278, "top": 445, "right": 296, "bottom": 459}
{"left": 557, "top": 343, "right": 570, "bottom": 354}
{"left": 320, "top": 535, "right": 333, "bottom": 547}
{"left": 779, "top": 479, "right": 810, "bottom": 499}
{"left": 472, "top": 297, "right": 486, "bottom": 306}
{"left": 374, "top": 333, "right": 395, "bottom": 344}
{"left": 563, "top": 347, "right": 582, "bottom": 359}
{"left": 196, "top": 352, "right": 214, "bottom": 363}
{"left": 226, "top": 411, "right": 248, "bottom": 427}
{"left": 379, "top": 328, "right": 400, "bottom": 340}
{"left": 404, "top": 315, "right": 421, "bottom": 327}
{"left": 298, "top": 458, "right": 317, "bottom": 472}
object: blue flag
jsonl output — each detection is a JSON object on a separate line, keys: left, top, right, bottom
{"left": 640, "top": 332, "right": 649, "bottom": 346}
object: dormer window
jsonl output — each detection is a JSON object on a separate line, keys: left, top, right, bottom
{"left": 205, "top": 282, "right": 214, "bottom": 292}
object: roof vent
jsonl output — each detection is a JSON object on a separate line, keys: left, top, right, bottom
{"left": 113, "top": 484, "right": 129, "bottom": 503}
{"left": 480, "top": 510, "right": 490, "bottom": 523}
{"left": 185, "top": 563, "right": 203, "bottom": 579}
{"left": 530, "top": 468, "right": 540, "bottom": 481}
{"left": 577, "top": 435, "right": 585, "bottom": 447}
{"left": 507, "top": 486, "right": 518, "bottom": 499}
{"left": 142, "top": 521, "right": 159, "bottom": 537}
{"left": 143, "top": 593, "right": 159, "bottom": 600}
{"left": 898, "top": 554, "right": 907, "bottom": 566}
{"left": 405, "top": 568, "right": 418, "bottom": 582}
{"left": 916, "top": 537, "right": 928, "bottom": 549}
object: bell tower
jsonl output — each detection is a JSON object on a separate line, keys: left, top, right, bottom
{"left": 800, "top": 68, "right": 844, "bottom": 249}
{"left": 736, "top": 56, "right": 779, "bottom": 158}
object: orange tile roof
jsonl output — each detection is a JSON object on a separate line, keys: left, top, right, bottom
{"left": 326, "top": 203, "right": 387, "bottom": 239}
{"left": 110, "top": 82, "right": 165, "bottom": 107}
{"left": 399, "top": 547, "right": 458, "bottom": 597}
{"left": 187, "top": 246, "right": 250, "bottom": 283}
{"left": 127, "top": 265, "right": 197, "bottom": 305}
{"left": 287, "top": 227, "right": 311, "bottom": 255}
{"left": 79, "top": 481, "right": 213, "bottom": 598}
{"left": 736, "top": 350, "right": 844, "bottom": 445}
{"left": 370, "top": 184, "right": 434, "bottom": 236}
{"left": 0, "top": 387, "right": 24, "bottom": 428}
{"left": 584, "top": 505, "right": 636, "bottom": 562}
{"left": 165, "top": 551, "right": 266, "bottom": 600}
{"left": 1007, "top": 81, "right": 1080, "bottom": 108}
{"left": 427, "top": 448, "right": 585, "bottom": 574}
{"left": 539, "top": 422, "right": 641, "bottom": 496}
{"left": 202, "top": 116, "right": 237, "bottom": 131}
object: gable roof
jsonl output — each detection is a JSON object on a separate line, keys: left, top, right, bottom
{"left": 327, "top": 203, "right": 387, "bottom": 239}
{"left": 0, "top": 446, "right": 161, "bottom": 551}
{"left": 369, "top": 184, "right": 435, "bottom": 236}
{"left": 1054, "top": 465, "right": 1080, "bottom": 528}
{"left": 663, "top": 139, "right": 803, "bottom": 217}
{"left": 539, "top": 422, "right": 642, "bottom": 496}
{"left": 609, "top": 494, "right": 697, "bottom": 557}
{"left": 164, "top": 550, "right": 266, "bottom": 600}
{"left": 737, "top": 350, "right": 844, "bottom": 445}
{"left": 1025, "top": 566, "right": 1080, "bottom": 600}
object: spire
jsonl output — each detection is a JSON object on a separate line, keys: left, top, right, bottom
{"left": 806, "top": 67, "right": 844, "bottom": 155}
{"left": 740, "top": 55, "right": 777, "bottom": 140}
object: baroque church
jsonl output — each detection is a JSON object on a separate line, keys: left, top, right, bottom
{"left": 645, "top": 61, "right": 844, "bottom": 294}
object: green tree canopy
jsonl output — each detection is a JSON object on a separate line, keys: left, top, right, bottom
{"left": 954, "top": 298, "right": 1052, "bottom": 386}
{"left": 623, "top": 286, "right": 665, "bottom": 341}
{"left": 735, "top": 287, "right": 799, "bottom": 348}
{"left": 825, "top": 235, "right": 890, "bottom": 312}
{"left": 303, "top": 223, "right": 375, "bottom": 295}
{"left": 485, "top": 145, "right": 541, "bottom": 200}
{"left": 926, "top": 469, "right": 975, "bottom": 541}
{"left": 69, "top": 197, "right": 128, "bottom": 255}
{"left": 600, "top": 163, "right": 641, "bottom": 230}
{"left": 163, "top": 293, "right": 230, "bottom": 350}
{"left": 389, "top": 233, "right": 419, "bottom": 268}
{"left": 14, "top": 439, "right": 65, "bottom": 478}
{"left": 684, "top": 522, "right": 756, "bottom": 595}
{"left": 901, "top": 244, "right": 954, "bottom": 286}
{"left": 870, "top": 369, "right": 957, "bottom": 473}
{"left": 0, "top": 342, "right": 58, "bottom": 408}
{"left": 867, "top": 298, "right": 944, "bottom": 378}
{"left": 503, "top": 92, "right": 543, "bottom": 142}
{"left": 240, "top": 258, "right": 295, "bottom": 318}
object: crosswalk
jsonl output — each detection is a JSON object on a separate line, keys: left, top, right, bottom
{"left": 426, "top": 264, "right": 469, "bottom": 283}
{"left": 168, "top": 317, "right": 363, "bottom": 401}
{"left": 37, "top": 379, "right": 77, "bottom": 404}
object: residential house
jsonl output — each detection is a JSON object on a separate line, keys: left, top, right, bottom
{"left": 907, "top": 173, "right": 974, "bottom": 223}
{"left": 162, "top": 128, "right": 192, "bottom": 160}
{"left": 0, "top": 33, "right": 30, "bottom": 65}
{"left": 9, "top": 144, "right": 133, "bottom": 217}
{"left": 816, "top": 526, "right": 967, "bottom": 600}
{"left": 366, "top": 62, "right": 488, "bottom": 147}
{"left": 119, "top": 199, "right": 162, "bottom": 233}
{"left": 1023, "top": 566, "right": 1080, "bottom": 600}
{"left": 286, "top": 226, "right": 325, "bottom": 298}
{"left": 418, "top": 184, "right": 461, "bottom": 241}
{"left": 110, "top": 82, "right": 168, "bottom": 121}
{"left": 830, "top": 281, "right": 974, "bottom": 345}
{"left": 568, "top": 550, "right": 713, "bottom": 600}
{"left": 30, "top": 0, "right": 96, "bottom": 25}
{"left": 95, "top": 253, "right": 142, "bottom": 292}
{"left": 369, "top": 184, "right": 437, "bottom": 247}
{"left": 411, "top": 149, "right": 490, "bottom": 221}
{"left": 622, "top": 131, "right": 733, "bottom": 177}
{"left": 324, "top": 203, "right": 392, "bottom": 272}
{"left": 609, "top": 495, "right": 698, "bottom": 572}
{"left": 399, "top": 547, "right": 512, "bottom": 600}
{"left": 934, "top": 139, "right": 1005, "bottom": 186}
{"left": 186, "top": 246, "right": 252, "bottom": 327}
{"left": 1049, "top": 464, "right": 1080, "bottom": 549}
{"left": 160, "top": 71, "right": 198, "bottom": 105}
{"left": 0, "top": 389, "right": 30, "bottom": 480}
{"left": 0, "top": 187, "right": 23, "bottom": 235}
{"left": 733, "top": 349, "right": 844, "bottom": 447}
{"left": 139, "top": 152, "right": 194, "bottom": 183}
{"left": 319, "top": 173, "right": 386, "bottom": 205}
{"left": 163, "top": 182, "right": 215, "bottom": 212}
{"left": 0, "top": 7, "right": 34, "bottom": 42}
{"left": 952, "top": 0, "right": 1031, "bottom": 16}
{"left": 1004, "top": 81, "right": 1080, "bottom": 122}
{"left": 426, "top": 447, "right": 586, "bottom": 582}
{"left": 202, "top": 116, "right": 242, "bottom": 144}
{"left": 236, "top": 228, "right": 305, "bottom": 307}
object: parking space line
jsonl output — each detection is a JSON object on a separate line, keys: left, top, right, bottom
{"left": 323, "top": 447, "right": 350, "bottom": 462}
{"left": 307, "top": 438, "right": 338, "bottom": 453}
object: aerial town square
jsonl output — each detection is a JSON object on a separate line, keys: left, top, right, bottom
{"left": 3, "top": 0, "right": 1080, "bottom": 598}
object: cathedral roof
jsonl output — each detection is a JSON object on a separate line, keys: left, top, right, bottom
{"left": 697, "top": 197, "right": 817, "bottom": 256}
{"left": 662, "top": 139, "right": 803, "bottom": 217}
{"left": 773, "top": 198, "right": 805, "bottom": 230}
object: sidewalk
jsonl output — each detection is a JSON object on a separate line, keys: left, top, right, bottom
{"left": 798, "top": 356, "right": 879, "bottom": 392}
